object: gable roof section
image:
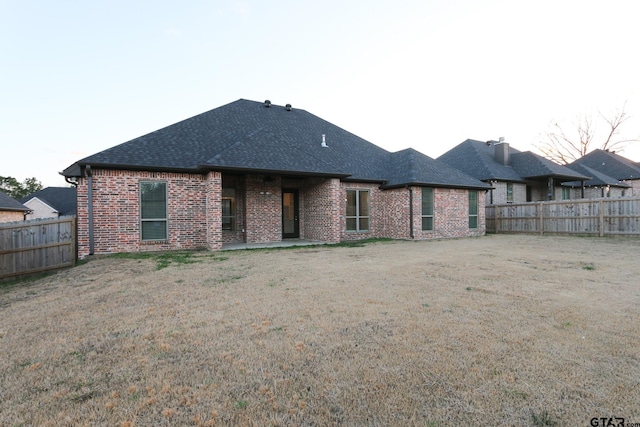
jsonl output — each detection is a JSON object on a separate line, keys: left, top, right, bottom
{"left": 20, "top": 187, "right": 77, "bottom": 216}
{"left": 438, "top": 139, "right": 590, "bottom": 182}
{"left": 562, "top": 163, "right": 630, "bottom": 188}
{"left": 571, "top": 149, "right": 640, "bottom": 181}
{"left": 384, "top": 148, "right": 491, "bottom": 189}
{"left": 63, "top": 99, "right": 488, "bottom": 189}
{"left": 437, "top": 139, "right": 525, "bottom": 182}
{"left": 0, "top": 190, "right": 30, "bottom": 212}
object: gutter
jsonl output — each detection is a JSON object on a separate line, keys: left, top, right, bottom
{"left": 408, "top": 186, "right": 414, "bottom": 239}
{"left": 86, "top": 165, "right": 94, "bottom": 255}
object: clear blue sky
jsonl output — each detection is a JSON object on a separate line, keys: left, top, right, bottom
{"left": 2, "top": 0, "right": 639, "bottom": 187}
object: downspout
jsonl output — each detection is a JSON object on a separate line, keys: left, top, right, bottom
{"left": 408, "top": 186, "right": 414, "bottom": 239}
{"left": 86, "top": 165, "right": 94, "bottom": 255}
{"left": 580, "top": 180, "right": 585, "bottom": 199}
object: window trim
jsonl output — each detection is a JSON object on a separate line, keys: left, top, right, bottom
{"left": 222, "top": 188, "right": 236, "bottom": 231}
{"left": 140, "top": 181, "right": 168, "bottom": 241}
{"left": 346, "top": 189, "right": 370, "bottom": 232}
{"left": 421, "top": 187, "right": 434, "bottom": 231}
{"left": 468, "top": 190, "right": 478, "bottom": 229}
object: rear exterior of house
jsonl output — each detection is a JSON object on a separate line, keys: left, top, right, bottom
{"left": 65, "top": 99, "right": 489, "bottom": 258}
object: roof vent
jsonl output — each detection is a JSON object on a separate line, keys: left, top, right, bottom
{"left": 285, "top": 103, "right": 292, "bottom": 111}
{"left": 321, "top": 134, "right": 328, "bottom": 148}
{"left": 264, "top": 100, "right": 271, "bottom": 107}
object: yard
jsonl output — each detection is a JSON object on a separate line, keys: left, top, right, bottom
{"left": 1, "top": 235, "right": 639, "bottom": 426}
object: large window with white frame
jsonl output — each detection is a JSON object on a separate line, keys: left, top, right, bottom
{"left": 140, "top": 181, "right": 168, "bottom": 240}
{"left": 421, "top": 187, "right": 434, "bottom": 231}
{"left": 346, "top": 189, "right": 369, "bottom": 232}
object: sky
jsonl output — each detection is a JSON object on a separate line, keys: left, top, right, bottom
{"left": 2, "top": 0, "right": 640, "bottom": 188}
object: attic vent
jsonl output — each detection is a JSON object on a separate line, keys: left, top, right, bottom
{"left": 285, "top": 104, "right": 292, "bottom": 111}
{"left": 321, "top": 134, "right": 328, "bottom": 148}
{"left": 264, "top": 100, "right": 271, "bottom": 107}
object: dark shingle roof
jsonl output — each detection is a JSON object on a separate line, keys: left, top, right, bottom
{"left": 437, "top": 139, "right": 526, "bottom": 182}
{"left": 20, "top": 187, "right": 77, "bottom": 216}
{"left": 63, "top": 99, "right": 489, "bottom": 189}
{"left": 0, "top": 190, "right": 29, "bottom": 212}
{"left": 384, "top": 148, "right": 491, "bottom": 189}
{"left": 438, "top": 138, "right": 590, "bottom": 182}
{"left": 571, "top": 149, "right": 640, "bottom": 181}
{"left": 562, "top": 163, "right": 630, "bottom": 188}
{"left": 509, "top": 151, "right": 590, "bottom": 180}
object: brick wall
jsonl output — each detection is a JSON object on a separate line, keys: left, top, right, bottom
{"left": 76, "top": 169, "right": 219, "bottom": 257}
{"left": 302, "top": 177, "right": 341, "bottom": 243}
{"left": 0, "top": 211, "right": 24, "bottom": 223}
{"left": 244, "top": 175, "right": 282, "bottom": 243}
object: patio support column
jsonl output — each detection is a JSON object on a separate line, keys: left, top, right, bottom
{"left": 206, "top": 171, "right": 223, "bottom": 250}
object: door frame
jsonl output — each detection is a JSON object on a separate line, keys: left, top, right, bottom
{"left": 282, "top": 189, "right": 300, "bottom": 239}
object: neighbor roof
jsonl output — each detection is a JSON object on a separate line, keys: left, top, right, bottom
{"left": 571, "top": 149, "right": 640, "bottom": 181}
{"left": 63, "top": 99, "right": 490, "bottom": 190}
{"left": 20, "top": 187, "right": 78, "bottom": 216}
{"left": 438, "top": 139, "right": 590, "bottom": 182}
{"left": 0, "top": 190, "right": 30, "bottom": 212}
{"left": 562, "top": 163, "right": 630, "bottom": 188}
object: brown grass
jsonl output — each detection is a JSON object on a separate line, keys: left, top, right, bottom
{"left": 1, "top": 234, "right": 639, "bottom": 426}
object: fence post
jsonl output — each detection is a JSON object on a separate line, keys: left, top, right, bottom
{"left": 539, "top": 202, "right": 544, "bottom": 235}
{"left": 599, "top": 199, "right": 604, "bottom": 237}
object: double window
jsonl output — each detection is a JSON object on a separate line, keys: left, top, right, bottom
{"left": 469, "top": 190, "right": 478, "bottom": 229}
{"left": 140, "top": 181, "right": 167, "bottom": 240}
{"left": 346, "top": 189, "right": 369, "bottom": 232}
{"left": 421, "top": 187, "right": 434, "bottom": 231}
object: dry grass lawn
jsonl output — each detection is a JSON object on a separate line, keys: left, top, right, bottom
{"left": 1, "top": 234, "right": 639, "bottom": 426}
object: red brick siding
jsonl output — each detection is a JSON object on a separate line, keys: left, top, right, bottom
{"left": 0, "top": 211, "right": 24, "bottom": 223}
{"left": 244, "top": 175, "right": 282, "bottom": 243}
{"left": 302, "top": 177, "right": 341, "bottom": 243}
{"left": 76, "top": 169, "right": 220, "bottom": 257}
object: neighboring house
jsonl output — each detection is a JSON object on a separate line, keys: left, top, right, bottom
{"left": 63, "top": 99, "right": 491, "bottom": 257}
{"left": 438, "top": 138, "right": 590, "bottom": 204}
{"left": 562, "top": 163, "right": 630, "bottom": 199}
{"left": 0, "top": 190, "right": 30, "bottom": 223}
{"left": 20, "top": 187, "right": 77, "bottom": 220}
{"left": 569, "top": 149, "right": 640, "bottom": 197}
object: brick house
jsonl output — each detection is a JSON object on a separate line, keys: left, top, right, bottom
{"left": 438, "top": 139, "right": 590, "bottom": 204}
{"left": 20, "top": 187, "right": 77, "bottom": 220}
{"left": 567, "top": 149, "right": 640, "bottom": 198}
{"left": 0, "top": 190, "right": 30, "bottom": 223}
{"left": 62, "top": 99, "right": 491, "bottom": 257}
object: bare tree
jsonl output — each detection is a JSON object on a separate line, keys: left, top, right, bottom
{"left": 536, "top": 102, "right": 639, "bottom": 164}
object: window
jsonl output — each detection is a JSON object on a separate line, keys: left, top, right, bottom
{"left": 562, "top": 187, "right": 571, "bottom": 200}
{"left": 222, "top": 188, "right": 236, "bottom": 231}
{"left": 140, "top": 181, "right": 167, "bottom": 240}
{"left": 346, "top": 189, "right": 369, "bottom": 232}
{"left": 421, "top": 187, "right": 434, "bottom": 231}
{"left": 506, "top": 182, "right": 514, "bottom": 203}
{"left": 468, "top": 190, "right": 478, "bottom": 229}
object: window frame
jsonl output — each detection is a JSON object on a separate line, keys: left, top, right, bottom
{"left": 506, "top": 182, "right": 514, "bottom": 203}
{"left": 421, "top": 187, "right": 434, "bottom": 231}
{"left": 140, "top": 181, "right": 168, "bottom": 241}
{"left": 561, "top": 187, "right": 571, "bottom": 200}
{"left": 222, "top": 188, "right": 236, "bottom": 231}
{"left": 468, "top": 190, "right": 478, "bottom": 229}
{"left": 346, "top": 189, "right": 370, "bottom": 232}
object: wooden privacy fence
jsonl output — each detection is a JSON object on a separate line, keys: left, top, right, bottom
{"left": 486, "top": 198, "right": 640, "bottom": 236}
{"left": 0, "top": 216, "right": 76, "bottom": 279}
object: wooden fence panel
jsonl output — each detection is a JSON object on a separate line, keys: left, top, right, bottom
{"left": 0, "top": 216, "right": 76, "bottom": 279}
{"left": 486, "top": 198, "right": 640, "bottom": 236}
